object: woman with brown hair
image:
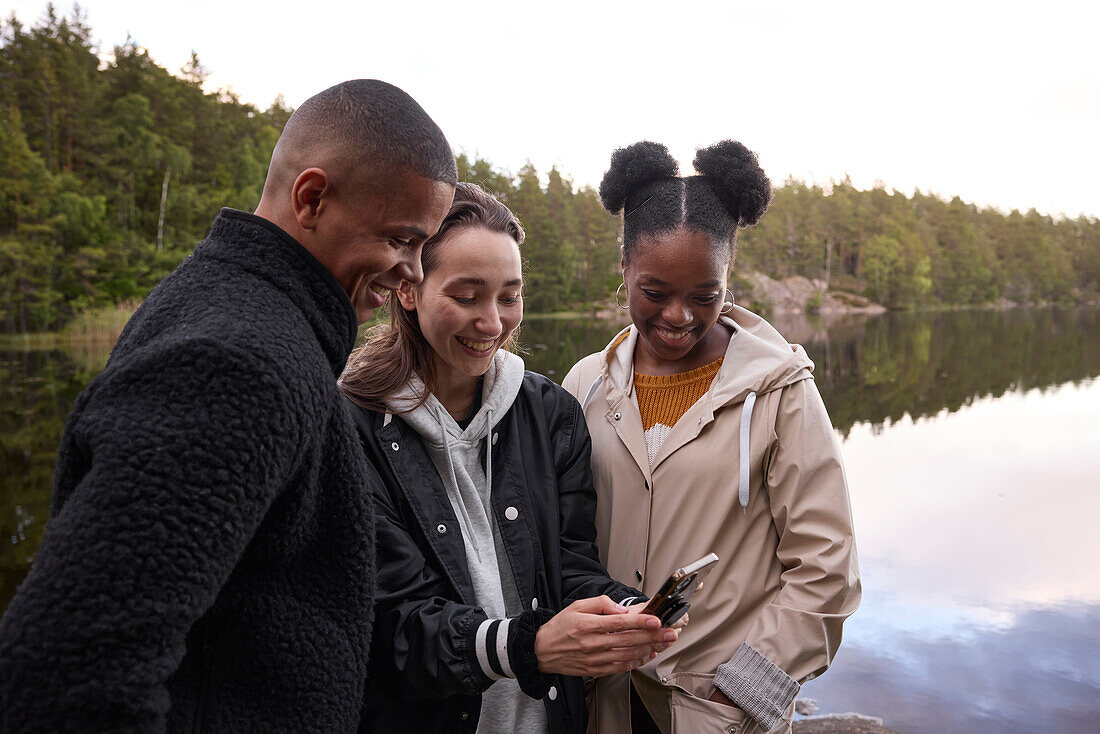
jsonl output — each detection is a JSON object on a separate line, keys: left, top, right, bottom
{"left": 341, "top": 182, "right": 681, "bottom": 734}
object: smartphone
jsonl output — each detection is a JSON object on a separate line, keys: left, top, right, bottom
{"left": 640, "top": 553, "right": 719, "bottom": 626}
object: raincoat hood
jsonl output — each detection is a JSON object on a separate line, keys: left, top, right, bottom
{"left": 589, "top": 306, "right": 814, "bottom": 412}
{"left": 580, "top": 306, "right": 815, "bottom": 511}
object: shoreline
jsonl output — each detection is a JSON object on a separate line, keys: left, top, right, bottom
{"left": 794, "top": 714, "right": 904, "bottom": 734}
{"left": 3, "top": 301, "right": 1098, "bottom": 350}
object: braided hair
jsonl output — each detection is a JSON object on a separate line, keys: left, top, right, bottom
{"left": 598, "top": 140, "right": 771, "bottom": 264}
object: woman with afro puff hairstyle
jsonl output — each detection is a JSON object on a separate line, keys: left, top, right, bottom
{"left": 563, "top": 141, "right": 860, "bottom": 734}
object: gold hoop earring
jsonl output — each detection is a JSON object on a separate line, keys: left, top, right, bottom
{"left": 720, "top": 288, "right": 735, "bottom": 314}
{"left": 616, "top": 282, "right": 629, "bottom": 310}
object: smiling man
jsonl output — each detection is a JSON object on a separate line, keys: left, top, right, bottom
{"left": 0, "top": 80, "right": 456, "bottom": 733}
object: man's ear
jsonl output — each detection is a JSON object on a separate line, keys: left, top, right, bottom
{"left": 291, "top": 168, "right": 330, "bottom": 230}
{"left": 395, "top": 280, "right": 418, "bottom": 312}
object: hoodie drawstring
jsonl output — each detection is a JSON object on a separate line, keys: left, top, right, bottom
{"left": 436, "top": 405, "right": 484, "bottom": 563}
{"left": 484, "top": 408, "right": 493, "bottom": 517}
{"left": 739, "top": 391, "right": 757, "bottom": 513}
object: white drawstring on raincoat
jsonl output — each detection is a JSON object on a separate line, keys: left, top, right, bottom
{"left": 739, "top": 391, "right": 757, "bottom": 512}
{"left": 581, "top": 374, "right": 604, "bottom": 412}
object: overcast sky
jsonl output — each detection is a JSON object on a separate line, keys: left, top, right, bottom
{"left": 7, "top": 0, "right": 1099, "bottom": 218}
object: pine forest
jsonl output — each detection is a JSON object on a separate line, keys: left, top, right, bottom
{"left": 2, "top": 7, "right": 1099, "bottom": 333}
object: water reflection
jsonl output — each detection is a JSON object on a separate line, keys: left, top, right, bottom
{"left": 517, "top": 309, "right": 1100, "bottom": 437}
{"left": 800, "top": 378, "right": 1100, "bottom": 734}
{"left": 0, "top": 349, "right": 100, "bottom": 611}
{"left": 518, "top": 315, "right": 630, "bottom": 381}
{"left": 772, "top": 307, "right": 1100, "bottom": 435}
{"left": 521, "top": 309, "right": 1100, "bottom": 733}
{"left": 3, "top": 309, "right": 1100, "bottom": 733}
{"left": 844, "top": 380, "right": 1100, "bottom": 612}
{"left": 804, "top": 602, "right": 1100, "bottom": 734}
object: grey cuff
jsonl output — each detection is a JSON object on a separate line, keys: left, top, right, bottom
{"left": 713, "top": 643, "right": 799, "bottom": 731}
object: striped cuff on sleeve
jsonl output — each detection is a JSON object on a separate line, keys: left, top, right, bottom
{"left": 475, "top": 618, "right": 515, "bottom": 680}
{"left": 613, "top": 584, "right": 646, "bottom": 607}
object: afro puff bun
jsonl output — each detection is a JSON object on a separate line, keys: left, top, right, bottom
{"left": 598, "top": 141, "right": 679, "bottom": 214}
{"left": 693, "top": 140, "right": 772, "bottom": 227}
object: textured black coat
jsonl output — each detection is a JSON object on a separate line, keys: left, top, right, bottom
{"left": 0, "top": 210, "right": 379, "bottom": 733}
{"left": 349, "top": 374, "right": 640, "bottom": 734}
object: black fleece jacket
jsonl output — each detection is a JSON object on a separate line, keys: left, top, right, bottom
{"left": 0, "top": 209, "right": 379, "bottom": 733}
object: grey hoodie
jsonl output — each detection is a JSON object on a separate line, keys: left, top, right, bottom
{"left": 385, "top": 350, "right": 548, "bottom": 734}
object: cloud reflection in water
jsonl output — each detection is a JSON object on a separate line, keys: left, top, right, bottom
{"left": 802, "top": 379, "right": 1100, "bottom": 733}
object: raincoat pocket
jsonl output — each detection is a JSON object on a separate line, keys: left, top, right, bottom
{"left": 666, "top": 672, "right": 750, "bottom": 734}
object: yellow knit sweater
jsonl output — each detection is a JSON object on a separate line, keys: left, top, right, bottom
{"left": 634, "top": 357, "right": 724, "bottom": 464}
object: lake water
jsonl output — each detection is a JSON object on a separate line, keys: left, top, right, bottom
{"left": 3, "top": 308, "right": 1099, "bottom": 733}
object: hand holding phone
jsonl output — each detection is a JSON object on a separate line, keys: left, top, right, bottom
{"left": 641, "top": 553, "right": 719, "bottom": 626}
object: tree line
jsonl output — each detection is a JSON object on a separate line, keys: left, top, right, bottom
{"left": 2, "top": 6, "right": 1098, "bottom": 333}
{"left": 738, "top": 179, "right": 1100, "bottom": 310}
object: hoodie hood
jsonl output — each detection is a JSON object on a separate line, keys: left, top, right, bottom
{"left": 386, "top": 349, "right": 526, "bottom": 444}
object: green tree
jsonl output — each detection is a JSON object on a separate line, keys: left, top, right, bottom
{"left": 861, "top": 234, "right": 901, "bottom": 305}
{"left": 1, "top": 7, "right": 1098, "bottom": 331}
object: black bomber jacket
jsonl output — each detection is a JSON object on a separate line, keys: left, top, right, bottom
{"left": 349, "top": 373, "right": 640, "bottom": 734}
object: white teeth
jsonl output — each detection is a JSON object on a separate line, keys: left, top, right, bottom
{"left": 456, "top": 336, "right": 495, "bottom": 352}
{"left": 370, "top": 283, "right": 388, "bottom": 297}
{"left": 658, "top": 328, "right": 689, "bottom": 341}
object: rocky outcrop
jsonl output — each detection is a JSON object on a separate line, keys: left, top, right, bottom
{"left": 739, "top": 272, "right": 886, "bottom": 315}
{"left": 794, "top": 714, "right": 904, "bottom": 734}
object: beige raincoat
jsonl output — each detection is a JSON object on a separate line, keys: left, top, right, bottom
{"left": 562, "top": 307, "right": 860, "bottom": 734}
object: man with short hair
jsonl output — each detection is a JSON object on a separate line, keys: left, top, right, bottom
{"left": 0, "top": 80, "right": 456, "bottom": 733}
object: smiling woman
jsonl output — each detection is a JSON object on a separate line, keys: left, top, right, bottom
{"left": 394, "top": 226, "right": 524, "bottom": 416}
{"left": 563, "top": 140, "right": 860, "bottom": 734}
{"left": 338, "top": 182, "right": 682, "bottom": 734}
{"left": 622, "top": 227, "right": 730, "bottom": 376}
{"left": 340, "top": 182, "right": 527, "bottom": 411}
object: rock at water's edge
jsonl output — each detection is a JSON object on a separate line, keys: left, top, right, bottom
{"left": 740, "top": 272, "right": 886, "bottom": 315}
{"left": 794, "top": 713, "right": 904, "bottom": 734}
